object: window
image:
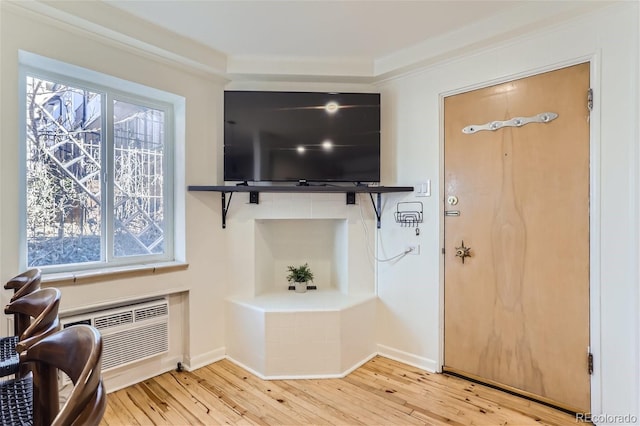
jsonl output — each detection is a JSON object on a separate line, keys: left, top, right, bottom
{"left": 21, "top": 57, "right": 178, "bottom": 272}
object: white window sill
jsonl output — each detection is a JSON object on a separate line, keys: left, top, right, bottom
{"left": 42, "top": 261, "right": 189, "bottom": 285}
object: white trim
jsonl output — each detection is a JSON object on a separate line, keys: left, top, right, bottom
{"left": 44, "top": 261, "right": 188, "bottom": 286}
{"left": 17, "top": 63, "right": 28, "bottom": 272}
{"left": 377, "top": 344, "right": 439, "bottom": 373}
{"left": 183, "top": 347, "right": 226, "bottom": 372}
{"left": 225, "top": 352, "right": 378, "bottom": 381}
{"left": 438, "top": 90, "right": 446, "bottom": 374}
{"left": 341, "top": 352, "right": 379, "bottom": 377}
{"left": 588, "top": 52, "right": 603, "bottom": 418}
{"left": 19, "top": 52, "right": 184, "bottom": 273}
{"left": 103, "top": 354, "right": 184, "bottom": 393}
{"left": 19, "top": 51, "right": 184, "bottom": 105}
{"left": 438, "top": 55, "right": 595, "bottom": 100}
{"left": 374, "top": 3, "right": 610, "bottom": 83}
{"left": 635, "top": 3, "right": 640, "bottom": 417}
{"left": 104, "top": 78, "right": 114, "bottom": 266}
{"left": 223, "top": 356, "right": 270, "bottom": 380}
{"left": 56, "top": 284, "right": 187, "bottom": 318}
{"left": 2, "top": 0, "right": 611, "bottom": 84}
{"left": 172, "top": 99, "right": 187, "bottom": 263}
{"left": 3, "top": 1, "right": 229, "bottom": 83}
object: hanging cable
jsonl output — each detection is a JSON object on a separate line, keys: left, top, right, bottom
{"left": 358, "top": 194, "right": 412, "bottom": 263}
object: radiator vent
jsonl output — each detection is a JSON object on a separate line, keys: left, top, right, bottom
{"left": 135, "top": 304, "right": 168, "bottom": 323}
{"left": 94, "top": 311, "right": 134, "bottom": 330}
{"left": 61, "top": 298, "right": 169, "bottom": 373}
{"left": 101, "top": 321, "right": 168, "bottom": 370}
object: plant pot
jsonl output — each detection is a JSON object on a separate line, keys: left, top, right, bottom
{"left": 294, "top": 281, "right": 307, "bottom": 293}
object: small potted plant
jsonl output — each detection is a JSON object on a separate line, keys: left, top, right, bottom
{"left": 286, "top": 263, "right": 314, "bottom": 293}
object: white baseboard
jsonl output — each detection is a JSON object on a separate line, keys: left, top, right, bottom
{"left": 183, "top": 347, "right": 226, "bottom": 371}
{"left": 104, "top": 346, "right": 437, "bottom": 393}
{"left": 224, "top": 356, "right": 269, "bottom": 380}
{"left": 342, "top": 352, "right": 378, "bottom": 376}
{"left": 377, "top": 344, "right": 439, "bottom": 373}
{"left": 104, "top": 347, "right": 226, "bottom": 393}
{"left": 226, "top": 352, "right": 378, "bottom": 380}
{"left": 103, "top": 354, "right": 183, "bottom": 393}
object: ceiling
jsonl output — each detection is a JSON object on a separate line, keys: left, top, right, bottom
{"left": 105, "top": 1, "right": 519, "bottom": 59}
{"left": 96, "top": 1, "right": 609, "bottom": 80}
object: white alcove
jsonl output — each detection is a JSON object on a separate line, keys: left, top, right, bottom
{"left": 254, "top": 218, "right": 348, "bottom": 295}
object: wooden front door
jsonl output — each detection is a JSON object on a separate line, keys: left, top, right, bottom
{"left": 443, "top": 63, "right": 590, "bottom": 412}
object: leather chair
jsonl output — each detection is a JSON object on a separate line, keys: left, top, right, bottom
{"left": 4, "top": 269, "right": 42, "bottom": 336}
{"left": 18, "top": 325, "right": 106, "bottom": 426}
{"left": 1, "top": 288, "right": 61, "bottom": 378}
{"left": 5, "top": 269, "right": 42, "bottom": 302}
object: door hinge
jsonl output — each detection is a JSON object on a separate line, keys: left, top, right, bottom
{"left": 588, "top": 352, "right": 594, "bottom": 375}
{"left": 587, "top": 88, "right": 593, "bottom": 112}
{"left": 442, "top": 247, "right": 445, "bottom": 255}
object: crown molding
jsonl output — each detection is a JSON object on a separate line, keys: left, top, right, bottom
{"left": 3, "top": 0, "right": 618, "bottom": 84}
{"left": 227, "top": 54, "right": 376, "bottom": 83}
{"left": 373, "top": 1, "right": 615, "bottom": 82}
{"left": 3, "top": 0, "right": 229, "bottom": 83}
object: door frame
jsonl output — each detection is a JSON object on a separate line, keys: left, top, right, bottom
{"left": 437, "top": 54, "right": 602, "bottom": 413}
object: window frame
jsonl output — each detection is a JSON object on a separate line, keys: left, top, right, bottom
{"left": 19, "top": 55, "right": 177, "bottom": 274}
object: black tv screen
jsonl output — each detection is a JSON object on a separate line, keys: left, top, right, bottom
{"left": 224, "top": 91, "right": 380, "bottom": 183}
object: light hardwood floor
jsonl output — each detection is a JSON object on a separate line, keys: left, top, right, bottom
{"left": 101, "top": 356, "right": 579, "bottom": 425}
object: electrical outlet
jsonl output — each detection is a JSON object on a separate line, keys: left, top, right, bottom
{"left": 406, "top": 244, "right": 420, "bottom": 255}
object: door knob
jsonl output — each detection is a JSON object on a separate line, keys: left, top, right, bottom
{"left": 455, "top": 240, "right": 471, "bottom": 264}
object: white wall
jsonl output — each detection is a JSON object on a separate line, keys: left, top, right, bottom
{"left": 254, "top": 219, "right": 346, "bottom": 295}
{"left": 1, "top": 1, "right": 638, "bottom": 420}
{"left": 223, "top": 192, "right": 377, "bottom": 298}
{"left": 0, "top": 3, "right": 229, "bottom": 386}
{"left": 375, "top": 2, "right": 639, "bottom": 420}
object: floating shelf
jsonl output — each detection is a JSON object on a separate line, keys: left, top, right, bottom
{"left": 187, "top": 185, "right": 414, "bottom": 229}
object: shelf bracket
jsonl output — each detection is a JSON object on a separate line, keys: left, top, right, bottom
{"left": 221, "top": 192, "right": 233, "bottom": 229}
{"left": 368, "top": 192, "right": 383, "bottom": 229}
{"left": 249, "top": 191, "right": 259, "bottom": 204}
{"left": 346, "top": 192, "right": 356, "bottom": 205}
{"left": 188, "top": 185, "right": 414, "bottom": 229}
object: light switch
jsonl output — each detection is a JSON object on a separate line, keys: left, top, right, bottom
{"left": 416, "top": 180, "right": 431, "bottom": 197}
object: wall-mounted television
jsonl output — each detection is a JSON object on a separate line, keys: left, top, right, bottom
{"left": 224, "top": 91, "right": 380, "bottom": 184}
